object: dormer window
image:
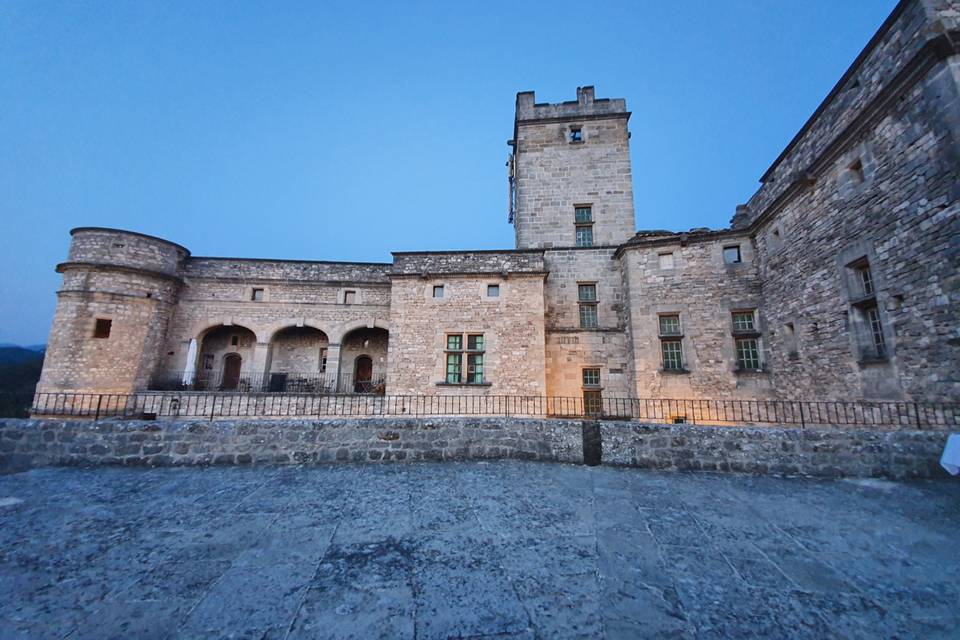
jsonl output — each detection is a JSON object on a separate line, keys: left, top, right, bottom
{"left": 569, "top": 126, "right": 582, "bottom": 143}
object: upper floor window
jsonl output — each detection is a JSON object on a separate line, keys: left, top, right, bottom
{"left": 93, "top": 318, "right": 112, "bottom": 339}
{"left": 658, "top": 252, "right": 674, "bottom": 269}
{"left": 251, "top": 288, "right": 264, "bottom": 302}
{"left": 731, "top": 310, "right": 762, "bottom": 371}
{"left": 575, "top": 205, "right": 594, "bottom": 247}
{"left": 487, "top": 284, "right": 500, "bottom": 297}
{"left": 343, "top": 290, "right": 357, "bottom": 304}
{"left": 854, "top": 263, "right": 874, "bottom": 297}
{"left": 578, "top": 284, "right": 598, "bottom": 328}
{"left": 444, "top": 333, "right": 485, "bottom": 384}
{"left": 569, "top": 126, "right": 582, "bottom": 143}
{"left": 433, "top": 285, "right": 444, "bottom": 298}
{"left": 658, "top": 314, "right": 684, "bottom": 372}
{"left": 723, "top": 245, "right": 742, "bottom": 264}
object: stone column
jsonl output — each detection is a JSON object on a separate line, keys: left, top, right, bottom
{"left": 325, "top": 343, "right": 342, "bottom": 392}
{"left": 251, "top": 342, "right": 271, "bottom": 388}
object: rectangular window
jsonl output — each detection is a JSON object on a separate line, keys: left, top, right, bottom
{"left": 855, "top": 265, "right": 874, "bottom": 297}
{"left": 732, "top": 311, "right": 756, "bottom": 332}
{"left": 866, "top": 306, "right": 886, "bottom": 357}
{"left": 723, "top": 245, "right": 742, "bottom": 264}
{"left": 658, "top": 252, "right": 674, "bottom": 269}
{"left": 319, "top": 348, "right": 328, "bottom": 373}
{"left": 230, "top": 335, "right": 239, "bottom": 346}
{"left": 578, "top": 283, "right": 598, "bottom": 328}
{"left": 444, "top": 333, "right": 485, "bottom": 384}
{"left": 784, "top": 322, "right": 798, "bottom": 358}
{"left": 574, "top": 206, "right": 593, "bottom": 223}
{"left": 579, "top": 304, "right": 598, "bottom": 329}
{"left": 583, "top": 391, "right": 603, "bottom": 415}
{"left": 577, "top": 284, "right": 597, "bottom": 302}
{"left": 343, "top": 290, "right": 356, "bottom": 304}
{"left": 93, "top": 318, "right": 112, "bottom": 339}
{"left": 661, "top": 340, "right": 684, "bottom": 371}
{"left": 251, "top": 288, "right": 264, "bottom": 302}
{"left": 582, "top": 368, "right": 601, "bottom": 387}
{"left": 575, "top": 224, "right": 594, "bottom": 247}
{"left": 570, "top": 127, "right": 582, "bottom": 143}
{"left": 433, "top": 285, "right": 444, "bottom": 298}
{"left": 202, "top": 353, "right": 214, "bottom": 370}
{"left": 735, "top": 337, "right": 762, "bottom": 370}
{"left": 659, "top": 314, "right": 681, "bottom": 336}
{"left": 445, "top": 353, "right": 462, "bottom": 383}
{"left": 487, "top": 284, "right": 500, "bottom": 297}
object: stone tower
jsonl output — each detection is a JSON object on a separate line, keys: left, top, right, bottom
{"left": 509, "top": 86, "right": 636, "bottom": 249}
{"left": 37, "top": 228, "right": 187, "bottom": 394}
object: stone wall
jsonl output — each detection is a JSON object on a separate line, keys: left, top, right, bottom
{"left": 386, "top": 274, "right": 547, "bottom": 396}
{"left": 600, "top": 422, "right": 948, "bottom": 479}
{"left": 0, "top": 417, "right": 950, "bottom": 480}
{"left": 618, "top": 232, "right": 766, "bottom": 399}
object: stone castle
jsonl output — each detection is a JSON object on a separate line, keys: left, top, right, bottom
{"left": 37, "top": 0, "right": 960, "bottom": 406}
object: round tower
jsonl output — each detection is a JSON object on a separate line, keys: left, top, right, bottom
{"left": 36, "top": 228, "right": 189, "bottom": 394}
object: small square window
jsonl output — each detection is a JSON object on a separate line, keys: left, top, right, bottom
{"left": 659, "top": 315, "right": 681, "bottom": 336}
{"left": 467, "top": 334, "right": 484, "bottom": 351}
{"left": 582, "top": 368, "right": 601, "bottom": 387}
{"left": 732, "top": 311, "right": 756, "bottom": 332}
{"left": 251, "top": 288, "right": 264, "bottom": 301}
{"left": 433, "top": 285, "right": 444, "bottom": 298}
{"left": 93, "top": 318, "right": 112, "bottom": 339}
{"left": 658, "top": 252, "right": 674, "bottom": 269}
{"left": 446, "top": 334, "right": 462, "bottom": 351}
{"left": 723, "top": 245, "right": 742, "bottom": 264}
{"left": 570, "top": 127, "right": 582, "bottom": 143}
{"left": 487, "top": 284, "right": 500, "bottom": 297}
{"left": 344, "top": 290, "right": 357, "bottom": 304}
{"left": 848, "top": 158, "right": 864, "bottom": 184}
{"left": 577, "top": 284, "right": 597, "bottom": 302}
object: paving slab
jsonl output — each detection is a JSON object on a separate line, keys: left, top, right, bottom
{"left": 0, "top": 462, "right": 957, "bottom": 639}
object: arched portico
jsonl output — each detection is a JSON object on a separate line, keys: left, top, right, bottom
{"left": 265, "top": 326, "right": 331, "bottom": 392}
{"left": 338, "top": 326, "right": 388, "bottom": 393}
{"left": 195, "top": 324, "right": 259, "bottom": 390}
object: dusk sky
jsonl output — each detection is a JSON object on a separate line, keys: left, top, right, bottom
{"left": 1, "top": 0, "right": 897, "bottom": 345}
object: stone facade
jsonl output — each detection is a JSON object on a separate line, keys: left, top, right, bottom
{"left": 36, "top": 0, "right": 959, "bottom": 407}
{"left": 0, "top": 417, "right": 949, "bottom": 479}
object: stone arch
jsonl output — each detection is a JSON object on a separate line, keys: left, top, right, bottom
{"left": 265, "top": 325, "right": 332, "bottom": 392}
{"left": 338, "top": 325, "right": 389, "bottom": 394}
{"left": 194, "top": 323, "right": 259, "bottom": 391}
{"left": 328, "top": 318, "right": 389, "bottom": 345}
{"left": 263, "top": 321, "right": 333, "bottom": 344}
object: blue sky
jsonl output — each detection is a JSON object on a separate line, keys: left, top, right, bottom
{"left": 0, "top": 0, "right": 897, "bottom": 345}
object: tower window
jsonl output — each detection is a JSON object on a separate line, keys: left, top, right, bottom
{"left": 658, "top": 252, "right": 675, "bottom": 269}
{"left": 723, "top": 245, "right": 742, "bottom": 264}
{"left": 251, "top": 288, "right": 264, "bottom": 302}
{"left": 570, "top": 126, "right": 582, "bottom": 143}
{"left": 343, "top": 290, "right": 357, "bottom": 304}
{"left": 575, "top": 225, "right": 594, "bottom": 247}
{"left": 93, "top": 318, "right": 112, "bottom": 339}
{"left": 574, "top": 206, "right": 593, "bottom": 223}
{"left": 433, "top": 285, "right": 444, "bottom": 298}
{"left": 487, "top": 284, "right": 500, "bottom": 297}
{"left": 848, "top": 158, "right": 865, "bottom": 184}
{"left": 578, "top": 283, "right": 598, "bottom": 328}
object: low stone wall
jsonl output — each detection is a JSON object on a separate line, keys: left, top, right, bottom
{"left": 0, "top": 417, "right": 951, "bottom": 479}
{"left": 601, "top": 423, "right": 949, "bottom": 479}
{"left": 0, "top": 417, "right": 584, "bottom": 472}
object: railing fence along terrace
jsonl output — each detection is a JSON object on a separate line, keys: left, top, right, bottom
{"left": 149, "top": 371, "right": 386, "bottom": 395}
{"left": 27, "top": 392, "right": 960, "bottom": 430}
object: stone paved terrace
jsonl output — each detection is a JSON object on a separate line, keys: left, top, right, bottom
{"left": 1, "top": 463, "right": 957, "bottom": 639}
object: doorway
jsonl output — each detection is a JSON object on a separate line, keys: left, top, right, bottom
{"left": 222, "top": 354, "right": 242, "bottom": 390}
{"left": 354, "top": 355, "right": 372, "bottom": 393}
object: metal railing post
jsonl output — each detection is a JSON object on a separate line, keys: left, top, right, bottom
{"left": 94, "top": 394, "right": 103, "bottom": 421}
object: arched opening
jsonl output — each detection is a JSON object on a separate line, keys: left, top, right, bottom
{"left": 196, "top": 325, "right": 257, "bottom": 391}
{"left": 340, "top": 327, "right": 388, "bottom": 394}
{"left": 266, "top": 326, "right": 330, "bottom": 392}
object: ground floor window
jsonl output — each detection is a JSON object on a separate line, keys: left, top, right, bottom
{"left": 445, "top": 333, "right": 485, "bottom": 383}
{"left": 582, "top": 367, "right": 602, "bottom": 415}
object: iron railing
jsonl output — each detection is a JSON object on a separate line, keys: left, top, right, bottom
{"left": 149, "top": 371, "right": 386, "bottom": 394}
{"left": 25, "top": 392, "right": 960, "bottom": 430}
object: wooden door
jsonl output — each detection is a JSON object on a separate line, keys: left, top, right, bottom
{"left": 222, "top": 354, "right": 242, "bottom": 390}
{"left": 354, "top": 356, "right": 372, "bottom": 392}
